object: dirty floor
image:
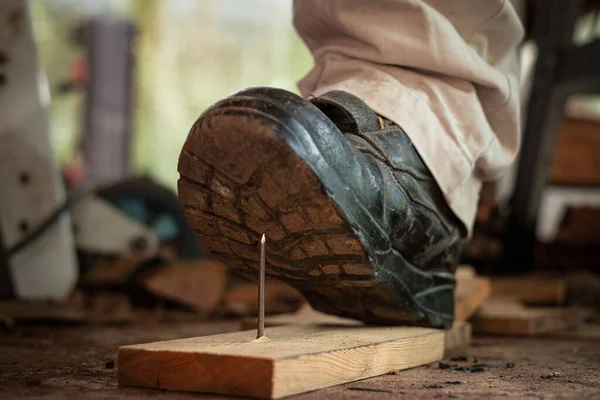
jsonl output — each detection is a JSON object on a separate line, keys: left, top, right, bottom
{"left": 1, "top": 315, "right": 599, "bottom": 399}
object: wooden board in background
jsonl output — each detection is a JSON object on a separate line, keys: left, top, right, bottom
{"left": 472, "top": 298, "right": 583, "bottom": 336}
{"left": 0, "top": 300, "right": 86, "bottom": 324}
{"left": 551, "top": 117, "right": 600, "bottom": 186}
{"left": 454, "top": 266, "right": 491, "bottom": 322}
{"left": 118, "top": 324, "right": 444, "bottom": 398}
{"left": 490, "top": 276, "right": 566, "bottom": 305}
{"left": 222, "top": 280, "right": 306, "bottom": 316}
{"left": 141, "top": 259, "right": 227, "bottom": 314}
{"left": 444, "top": 321, "right": 472, "bottom": 352}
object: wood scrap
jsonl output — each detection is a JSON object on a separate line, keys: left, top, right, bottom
{"left": 491, "top": 275, "right": 566, "bottom": 305}
{"left": 118, "top": 324, "right": 444, "bottom": 398}
{"left": 222, "top": 280, "right": 305, "bottom": 316}
{"left": 0, "top": 300, "right": 86, "bottom": 324}
{"left": 546, "top": 321, "right": 600, "bottom": 341}
{"left": 140, "top": 259, "right": 227, "bottom": 314}
{"left": 87, "top": 293, "right": 133, "bottom": 325}
{"left": 0, "top": 291, "right": 135, "bottom": 325}
{"left": 454, "top": 265, "right": 491, "bottom": 322}
{"left": 80, "top": 255, "right": 143, "bottom": 287}
{"left": 557, "top": 206, "right": 600, "bottom": 248}
{"left": 551, "top": 117, "right": 600, "bottom": 186}
{"left": 455, "top": 265, "right": 477, "bottom": 281}
{"left": 472, "top": 298, "right": 584, "bottom": 336}
{"left": 444, "top": 321, "right": 472, "bottom": 352}
{"left": 80, "top": 244, "right": 177, "bottom": 288}
{"left": 0, "top": 314, "right": 14, "bottom": 330}
{"left": 565, "top": 271, "right": 600, "bottom": 308}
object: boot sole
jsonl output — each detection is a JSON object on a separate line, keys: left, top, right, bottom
{"left": 178, "top": 89, "right": 452, "bottom": 326}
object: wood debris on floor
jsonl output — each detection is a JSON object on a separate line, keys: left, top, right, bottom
{"left": 0, "top": 254, "right": 304, "bottom": 328}
{"left": 2, "top": 252, "right": 599, "bottom": 399}
{"left": 140, "top": 259, "right": 228, "bottom": 314}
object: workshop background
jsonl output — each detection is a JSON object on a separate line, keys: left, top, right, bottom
{"left": 1, "top": 0, "right": 600, "bottom": 398}
{"left": 32, "top": 0, "right": 311, "bottom": 190}
{"left": 32, "top": 0, "right": 600, "bottom": 274}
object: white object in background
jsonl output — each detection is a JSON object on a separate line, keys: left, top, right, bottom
{"left": 71, "top": 194, "right": 158, "bottom": 258}
{"left": 0, "top": 0, "right": 78, "bottom": 299}
{"left": 537, "top": 186, "right": 600, "bottom": 242}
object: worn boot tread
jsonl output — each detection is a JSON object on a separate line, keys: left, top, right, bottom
{"left": 178, "top": 112, "right": 420, "bottom": 324}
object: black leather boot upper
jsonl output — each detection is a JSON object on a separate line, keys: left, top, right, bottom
{"left": 311, "top": 91, "right": 463, "bottom": 272}
{"left": 307, "top": 91, "right": 464, "bottom": 325}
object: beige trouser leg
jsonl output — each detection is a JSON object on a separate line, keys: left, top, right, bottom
{"left": 294, "top": 0, "right": 524, "bottom": 233}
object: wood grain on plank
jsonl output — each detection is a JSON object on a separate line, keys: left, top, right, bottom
{"left": 118, "top": 324, "right": 444, "bottom": 398}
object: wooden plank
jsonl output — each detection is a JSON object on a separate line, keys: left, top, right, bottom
{"left": 0, "top": 300, "right": 86, "bottom": 324}
{"left": 87, "top": 293, "right": 133, "bottom": 325}
{"left": 444, "top": 321, "right": 472, "bottom": 351}
{"left": 81, "top": 256, "right": 142, "bottom": 287}
{"left": 472, "top": 298, "right": 583, "bottom": 336}
{"left": 490, "top": 276, "right": 566, "bottom": 305}
{"left": 140, "top": 259, "right": 227, "bottom": 314}
{"left": 0, "top": 292, "right": 133, "bottom": 325}
{"left": 454, "top": 267, "right": 491, "bottom": 322}
{"left": 551, "top": 117, "right": 600, "bottom": 186}
{"left": 118, "top": 324, "right": 444, "bottom": 398}
{"left": 556, "top": 207, "right": 600, "bottom": 248}
{"left": 222, "top": 280, "right": 305, "bottom": 316}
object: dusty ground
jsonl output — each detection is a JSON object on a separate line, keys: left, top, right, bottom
{"left": 1, "top": 315, "right": 599, "bottom": 400}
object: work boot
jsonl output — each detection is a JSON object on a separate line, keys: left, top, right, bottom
{"left": 177, "top": 88, "right": 463, "bottom": 328}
